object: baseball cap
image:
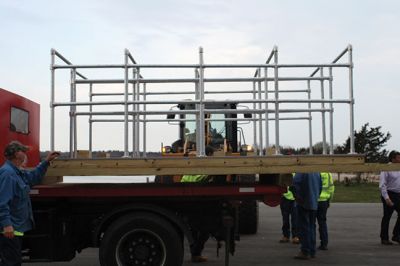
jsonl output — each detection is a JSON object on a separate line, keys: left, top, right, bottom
{"left": 4, "top": 141, "right": 29, "bottom": 158}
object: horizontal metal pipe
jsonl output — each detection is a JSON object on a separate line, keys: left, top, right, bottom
{"left": 53, "top": 98, "right": 349, "bottom": 107}
{"left": 75, "top": 108, "right": 332, "bottom": 116}
{"left": 53, "top": 63, "right": 349, "bottom": 69}
{"left": 90, "top": 116, "right": 311, "bottom": 123}
{"left": 76, "top": 76, "right": 330, "bottom": 84}
{"left": 91, "top": 89, "right": 310, "bottom": 97}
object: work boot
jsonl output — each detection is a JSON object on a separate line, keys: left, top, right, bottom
{"left": 294, "top": 252, "right": 310, "bottom": 260}
{"left": 279, "top": 236, "right": 290, "bottom": 243}
{"left": 392, "top": 236, "right": 400, "bottom": 244}
{"left": 191, "top": 256, "right": 208, "bottom": 263}
{"left": 381, "top": 239, "right": 393, "bottom": 245}
{"left": 318, "top": 245, "right": 328, "bottom": 250}
{"left": 292, "top": 237, "right": 300, "bottom": 244}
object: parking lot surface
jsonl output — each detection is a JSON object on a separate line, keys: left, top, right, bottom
{"left": 24, "top": 203, "right": 400, "bottom": 265}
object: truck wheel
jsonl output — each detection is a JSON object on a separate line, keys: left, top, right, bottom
{"left": 99, "top": 213, "right": 183, "bottom": 266}
{"left": 238, "top": 200, "right": 259, "bottom": 235}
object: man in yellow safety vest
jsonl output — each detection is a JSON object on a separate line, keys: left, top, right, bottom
{"left": 317, "top": 172, "right": 335, "bottom": 250}
{"left": 279, "top": 186, "right": 299, "bottom": 244}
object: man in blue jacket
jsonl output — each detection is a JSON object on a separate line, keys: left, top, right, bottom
{"left": 292, "top": 172, "right": 322, "bottom": 260}
{"left": 0, "top": 141, "right": 59, "bottom": 266}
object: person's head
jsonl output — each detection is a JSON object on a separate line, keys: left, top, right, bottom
{"left": 388, "top": 150, "right": 400, "bottom": 163}
{"left": 205, "top": 146, "right": 214, "bottom": 156}
{"left": 4, "top": 141, "right": 29, "bottom": 167}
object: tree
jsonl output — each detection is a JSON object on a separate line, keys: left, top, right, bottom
{"left": 335, "top": 123, "right": 391, "bottom": 163}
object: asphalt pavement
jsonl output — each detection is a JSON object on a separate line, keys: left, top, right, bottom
{"left": 24, "top": 203, "right": 400, "bottom": 266}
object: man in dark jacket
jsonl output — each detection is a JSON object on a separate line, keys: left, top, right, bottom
{"left": 0, "top": 141, "right": 59, "bottom": 266}
{"left": 292, "top": 172, "right": 322, "bottom": 260}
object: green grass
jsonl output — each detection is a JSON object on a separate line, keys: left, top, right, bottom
{"left": 332, "top": 182, "right": 381, "bottom": 203}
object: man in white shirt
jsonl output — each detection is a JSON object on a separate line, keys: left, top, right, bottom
{"left": 379, "top": 150, "right": 400, "bottom": 245}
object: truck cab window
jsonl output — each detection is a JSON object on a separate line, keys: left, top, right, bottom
{"left": 184, "top": 114, "right": 196, "bottom": 143}
{"left": 209, "top": 114, "right": 225, "bottom": 147}
{"left": 10, "top": 106, "right": 29, "bottom": 134}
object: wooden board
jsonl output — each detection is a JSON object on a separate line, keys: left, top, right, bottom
{"left": 42, "top": 154, "right": 400, "bottom": 177}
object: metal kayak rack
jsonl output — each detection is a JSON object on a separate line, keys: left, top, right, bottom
{"left": 49, "top": 45, "right": 355, "bottom": 158}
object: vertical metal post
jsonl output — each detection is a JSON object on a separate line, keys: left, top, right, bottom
{"left": 50, "top": 49, "right": 56, "bottom": 151}
{"left": 328, "top": 67, "right": 334, "bottom": 154}
{"left": 132, "top": 68, "right": 137, "bottom": 157}
{"left": 198, "top": 47, "right": 205, "bottom": 156}
{"left": 264, "top": 67, "right": 269, "bottom": 154}
{"left": 348, "top": 45, "right": 355, "bottom": 154}
{"left": 135, "top": 68, "right": 141, "bottom": 157}
{"left": 257, "top": 68, "right": 263, "bottom": 155}
{"left": 320, "top": 68, "right": 327, "bottom": 154}
{"left": 89, "top": 83, "right": 93, "bottom": 158}
{"left": 123, "top": 49, "right": 129, "bottom": 157}
{"left": 252, "top": 80, "right": 257, "bottom": 151}
{"left": 195, "top": 69, "right": 201, "bottom": 154}
{"left": 273, "top": 46, "right": 280, "bottom": 154}
{"left": 307, "top": 80, "right": 313, "bottom": 154}
{"left": 143, "top": 83, "right": 147, "bottom": 157}
{"left": 69, "top": 69, "right": 77, "bottom": 158}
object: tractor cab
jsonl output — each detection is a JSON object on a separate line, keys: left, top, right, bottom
{"left": 162, "top": 102, "right": 253, "bottom": 156}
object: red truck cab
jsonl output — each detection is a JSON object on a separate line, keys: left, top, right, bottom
{"left": 0, "top": 88, "right": 40, "bottom": 166}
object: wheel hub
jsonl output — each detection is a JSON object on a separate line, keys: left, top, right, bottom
{"left": 117, "top": 231, "right": 165, "bottom": 265}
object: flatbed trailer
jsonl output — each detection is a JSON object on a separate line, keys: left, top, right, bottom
{"left": 26, "top": 182, "right": 284, "bottom": 266}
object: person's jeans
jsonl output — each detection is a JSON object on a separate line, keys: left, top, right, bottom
{"left": 0, "top": 235, "right": 22, "bottom": 266}
{"left": 317, "top": 201, "right": 329, "bottom": 247}
{"left": 297, "top": 205, "right": 317, "bottom": 256}
{"left": 280, "top": 197, "right": 298, "bottom": 238}
{"left": 380, "top": 191, "right": 400, "bottom": 241}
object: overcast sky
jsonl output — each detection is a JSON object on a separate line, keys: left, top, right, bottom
{"left": 1, "top": 0, "right": 400, "bottom": 153}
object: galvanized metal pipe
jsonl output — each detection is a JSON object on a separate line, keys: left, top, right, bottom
{"left": 53, "top": 63, "right": 350, "bottom": 69}
{"left": 89, "top": 83, "right": 93, "bottom": 158}
{"left": 195, "top": 69, "right": 201, "bottom": 155}
{"left": 90, "top": 117, "right": 311, "bottom": 123}
{"left": 132, "top": 68, "right": 137, "bottom": 157}
{"left": 264, "top": 67, "right": 270, "bottom": 152}
{"left": 52, "top": 98, "right": 350, "bottom": 107}
{"left": 252, "top": 81, "right": 257, "bottom": 151}
{"left": 273, "top": 46, "right": 280, "bottom": 154}
{"left": 91, "top": 89, "right": 311, "bottom": 96}
{"left": 307, "top": 80, "right": 313, "bottom": 154}
{"left": 198, "top": 47, "right": 205, "bottom": 156}
{"left": 123, "top": 49, "right": 129, "bottom": 157}
{"left": 257, "top": 69, "right": 263, "bottom": 155}
{"left": 74, "top": 108, "right": 333, "bottom": 116}
{"left": 69, "top": 69, "right": 77, "bottom": 158}
{"left": 50, "top": 49, "right": 55, "bottom": 151}
{"left": 329, "top": 67, "right": 334, "bottom": 154}
{"left": 75, "top": 76, "right": 331, "bottom": 84}
{"left": 320, "top": 68, "right": 327, "bottom": 154}
{"left": 135, "top": 69, "right": 140, "bottom": 157}
{"left": 348, "top": 45, "right": 355, "bottom": 154}
{"left": 143, "top": 83, "right": 147, "bottom": 157}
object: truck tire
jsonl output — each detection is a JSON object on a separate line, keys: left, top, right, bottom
{"left": 99, "top": 213, "right": 183, "bottom": 266}
{"left": 238, "top": 200, "right": 259, "bottom": 235}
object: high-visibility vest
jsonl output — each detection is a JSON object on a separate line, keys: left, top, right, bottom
{"left": 1, "top": 230, "right": 24, "bottom": 236}
{"left": 283, "top": 187, "right": 295, "bottom": 201}
{"left": 181, "top": 174, "right": 208, "bottom": 182}
{"left": 318, "top": 172, "right": 335, "bottom": 201}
